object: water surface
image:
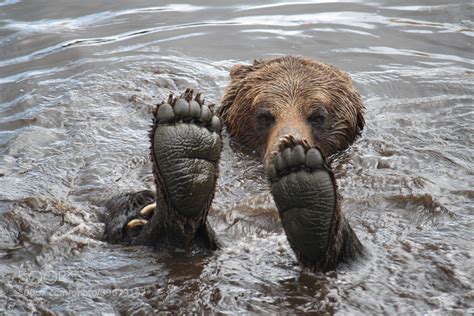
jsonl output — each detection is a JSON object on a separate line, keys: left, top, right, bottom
{"left": 0, "top": 0, "right": 473, "bottom": 314}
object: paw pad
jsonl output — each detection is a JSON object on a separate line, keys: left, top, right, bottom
{"left": 268, "top": 135, "right": 327, "bottom": 182}
{"left": 153, "top": 88, "right": 221, "bottom": 133}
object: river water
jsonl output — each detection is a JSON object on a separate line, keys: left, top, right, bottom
{"left": 0, "top": 0, "right": 473, "bottom": 314}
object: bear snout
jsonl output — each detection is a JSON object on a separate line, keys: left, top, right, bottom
{"left": 263, "top": 121, "right": 314, "bottom": 171}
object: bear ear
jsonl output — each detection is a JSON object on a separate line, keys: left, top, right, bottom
{"left": 229, "top": 64, "right": 254, "bottom": 79}
{"left": 229, "top": 60, "right": 262, "bottom": 79}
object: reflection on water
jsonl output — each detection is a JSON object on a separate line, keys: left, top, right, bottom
{"left": 0, "top": 0, "right": 473, "bottom": 314}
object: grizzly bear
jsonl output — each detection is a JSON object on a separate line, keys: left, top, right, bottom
{"left": 104, "top": 56, "right": 365, "bottom": 272}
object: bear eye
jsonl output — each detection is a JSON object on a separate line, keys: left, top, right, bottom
{"left": 308, "top": 107, "right": 328, "bottom": 129}
{"left": 256, "top": 110, "right": 275, "bottom": 128}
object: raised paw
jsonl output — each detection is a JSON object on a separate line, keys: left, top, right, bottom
{"left": 267, "top": 135, "right": 338, "bottom": 268}
{"left": 151, "top": 89, "right": 222, "bottom": 220}
{"left": 111, "top": 90, "right": 222, "bottom": 248}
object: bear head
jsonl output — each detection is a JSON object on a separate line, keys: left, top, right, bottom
{"left": 219, "top": 56, "right": 365, "bottom": 168}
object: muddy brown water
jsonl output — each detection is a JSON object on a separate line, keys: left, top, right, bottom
{"left": 0, "top": 0, "right": 473, "bottom": 314}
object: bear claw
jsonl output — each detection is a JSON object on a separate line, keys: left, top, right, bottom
{"left": 124, "top": 203, "right": 155, "bottom": 234}
{"left": 127, "top": 218, "right": 148, "bottom": 229}
{"left": 139, "top": 202, "right": 156, "bottom": 218}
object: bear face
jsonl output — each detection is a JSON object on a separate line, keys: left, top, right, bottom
{"left": 219, "top": 56, "right": 365, "bottom": 168}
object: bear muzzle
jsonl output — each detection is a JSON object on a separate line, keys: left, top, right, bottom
{"left": 263, "top": 121, "right": 314, "bottom": 171}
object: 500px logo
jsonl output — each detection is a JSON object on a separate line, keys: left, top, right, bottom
{"left": 13, "top": 266, "right": 78, "bottom": 285}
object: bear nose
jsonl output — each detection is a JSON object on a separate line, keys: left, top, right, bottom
{"left": 263, "top": 123, "right": 313, "bottom": 170}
